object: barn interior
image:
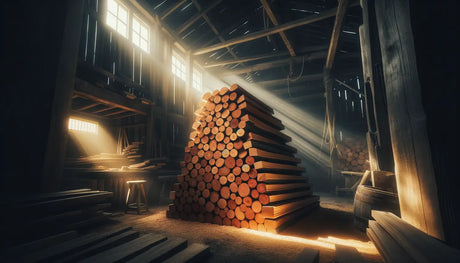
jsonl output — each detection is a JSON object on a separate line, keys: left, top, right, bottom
{"left": 0, "top": 0, "right": 458, "bottom": 262}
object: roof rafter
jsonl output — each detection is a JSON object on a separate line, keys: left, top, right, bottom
{"left": 177, "top": 0, "right": 223, "bottom": 34}
{"left": 325, "top": 0, "right": 350, "bottom": 70}
{"left": 260, "top": 0, "right": 296, "bottom": 56}
{"left": 219, "top": 51, "right": 327, "bottom": 76}
{"left": 161, "top": 0, "right": 189, "bottom": 20}
{"left": 193, "top": 1, "right": 359, "bottom": 56}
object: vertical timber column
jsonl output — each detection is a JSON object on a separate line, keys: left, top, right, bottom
{"left": 360, "top": 0, "right": 394, "bottom": 172}
{"left": 185, "top": 51, "right": 194, "bottom": 136}
{"left": 323, "top": 70, "right": 338, "bottom": 190}
{"left": 161, "top": 39, "right": 172, "bottom": 157}
{"left": 41, "top": 0, "right": 85, "bottom": 192}
{"left": 375, "top": 0, "right": 444, "bottom": 239}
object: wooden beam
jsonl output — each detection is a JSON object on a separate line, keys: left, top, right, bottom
{"left": 113, "top": 112, "right": 139, "bottom": 119}
{"left": 219, "top": 51, "right": 327, "bottom": 76}
{"left": 325, "top": 0, "right": 350, "bottom": 70}
{"left": 374, "top": 0, "right": 444, "bottom": 239}
{"left": 193, "top": 1, "right": 359, "bottom": 56}
{"left": 75, "top": 102, "right": 100, "bottom": 111}
{"left": 254, "top": 73, "right": 323, "bottom": 87}
{"left": 204, "top": 52, "right": 287, "bottom": 68}
{"left": 177, "top": 0, "right": 222, "bottom": 34}
{"left": 203, "top": 45, "right": 329, "bottom": 68}
{"left": 160, "top": 0, "right": 189, "bottom": 20}
{"left": 74, "top": 78, "right": 148, "bottom": 115}
{"left": 191, "top": 0, "right": 243, "bottom": 69}
{"left": 260, "top": 0, "right": 296, "bottom": 56}
{"left": 103, "top": 109, "right": 128, "bottom": 117}
{"left": 92, "top": 105, "right": 117, "bottom": 114}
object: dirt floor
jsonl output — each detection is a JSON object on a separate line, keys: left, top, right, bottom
{"left": 98, "top": 192, "right": 383, "bottom": 263}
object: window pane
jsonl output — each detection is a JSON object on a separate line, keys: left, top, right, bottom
{"left": 107, "top": 13, "right": 117, "bottom": 29}
{"left": 141, "top": 26, "right": 148, "bottom": 39}
{"left": 107, "top": 0, "right": 117, "bottom": 13}
{"left": 118, "top": 7, "right": 128, "bottom": 23}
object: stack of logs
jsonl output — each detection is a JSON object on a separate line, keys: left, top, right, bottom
{"left": 167, "top": 84, "right": 319, "bottom": 233}
{"left": 337, "top": 136, "right": 370, "bottom": 172}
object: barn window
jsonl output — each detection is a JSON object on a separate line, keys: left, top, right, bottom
{"left": 192, "top": 68, "right": 202, "bottom": 91}
{"left": 68, "top": 118, "right": 98, "bottom": 135}
{"left": 132, "top": 16, "right": 149, "bottom": 53}
{"left": 106, "top": 0, "right": 129, "bottom": 38}
{"left": 172, "top": 51, "right": 186, "bottom": 81}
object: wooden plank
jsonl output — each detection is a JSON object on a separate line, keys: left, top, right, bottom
{"left": 249, "top": 148, "right": 300, "bottom": 163}
{"left": 74, "top": 78, "right": 148, "bottom": 115}
{"left": 254, "top": 161, "right": 305, "bottom": 172}
{"left": 264, "top": 183, "right": 311, "bottom": 193}
{"left": 371, "top": 211, "right": 460, "bottom": 262}
{"left": 80, "top": 234, "right": 167, "bottom": 263}
{"left": 260, "top": 0, "right": 295, "bottom": 56}
{"left": 334, "top": 244, "right": 364, "bottom": 263}
{"left": 23, "top": 227, "right": 132, "bottom": 262}
{"left": 266, "top": 190, "right": 313, "bottom": 204}
{"left": 293, "top": 247, "right": 319, "bottom": 263}
{"left": 193, "top": 2, "right": 359, "bottom": 55}
{"left": 264, "top": 201, "right": 319, "bottom": 233}
{"left": 367, "top": 220, "right": 413, "bottom": 263}
{"left": 261, "top": 196, "right": 319, "bottom": 218}
{"left": 7, "top": 231, "right": 78, "bottom": 256}
{"left": 241, "top": 114, "right": 291, "bottom": 142}
{"left": 239, "top": 102, "right": 284, "bottom": 130}
{"left": 127, "top": 238, "right": 188, "bottom": 263}
{"left": 60, "top": 230, "right": 140, "bottom": 262}
{"left": 247, "top": 133, "right": 297, "bottom": 153}
{"left": 162, "top": 243, "right": 210, "bottom": 263}
{"left": 19, "top": 192, "right": 113, "bottom": 213}
{"left": 325, "top": 0, "right": 350, "bottom": 70}
{"left": 374, "top": 0, "right": 444, "bottom": 239}
{"left": 257, "top": 173, "right": 308, "bottom": 182}
{"left": 16, "top": 189, "right": 93, "bottom": 203}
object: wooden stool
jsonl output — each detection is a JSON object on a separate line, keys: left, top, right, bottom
{"left": 125, "top": 180, "right": 148, "bottom": 214}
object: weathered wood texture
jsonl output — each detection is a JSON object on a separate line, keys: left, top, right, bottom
{"left": 167, "top": 84, "right": 318, "bottom": 232}
{"left": 367, "top": 211, "right": 460, "bottom": 263}
{"left": 374, "top": 0, "right": 444, "bottom": 239}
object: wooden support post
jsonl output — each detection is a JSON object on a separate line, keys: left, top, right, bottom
{"left": 374, "top": 0, "right": 444, "bottom": 239}
{"left": 41, "top": 0, "right": 85, "bottom": 192}
{"left": 360, "top": 0, "right": 394, "bottom": 172}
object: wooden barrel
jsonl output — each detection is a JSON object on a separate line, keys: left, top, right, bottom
{"left": 353, "top": 185, "right": 400, "bottom": 231}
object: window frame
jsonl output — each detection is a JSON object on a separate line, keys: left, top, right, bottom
{"left": 171, "top": 50, "right": 186, "bottom": 81}
{"left": 131, "top": 14, "right": 150, "bottom": 53}
{"left": 192, "top": 66, "right": 203, "bottom": 91}
{"left": 106, "top": 0, "right": 130, "bottom": 38}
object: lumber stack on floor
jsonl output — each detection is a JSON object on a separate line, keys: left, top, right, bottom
{"left": 0, "top": 227, "right": 210, "bottom": 263}
{"left": 167, "top": 84, "right": 318, "bottom": 232}
{"left": 0, "top": 189, "right": 113, "bottom": 247}
{"left": 367, "top": 210, "right": 460, "bottom": 263}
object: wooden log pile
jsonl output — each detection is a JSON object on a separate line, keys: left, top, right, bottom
{"left": 167, "top": 84, "right": 319, "bottom": 233}
{"left": 337, "top": 136, "right": 369, "bottom": 172}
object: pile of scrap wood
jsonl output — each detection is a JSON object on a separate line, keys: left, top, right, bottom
{"left": 367, "top": 210, "right": 460, "bottom": 262}
{"left": 167, "top": 84, "right": 318, "bottom": 233}
{"left": 0, "top": 189, "right": 113, "bottom": 247}
{"left": 122, "top": 141, "right": 143, "bottom": 160}
{"left": 0, "top": 226, "right": 210, "bottom": 263}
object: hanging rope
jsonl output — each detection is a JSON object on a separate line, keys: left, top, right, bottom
{"left": 286, "top": 56, "right": 305, "bottom": 97}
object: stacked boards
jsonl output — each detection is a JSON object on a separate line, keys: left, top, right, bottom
{"left": 167, "top": 84, "right": 319, "bottom": 233}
